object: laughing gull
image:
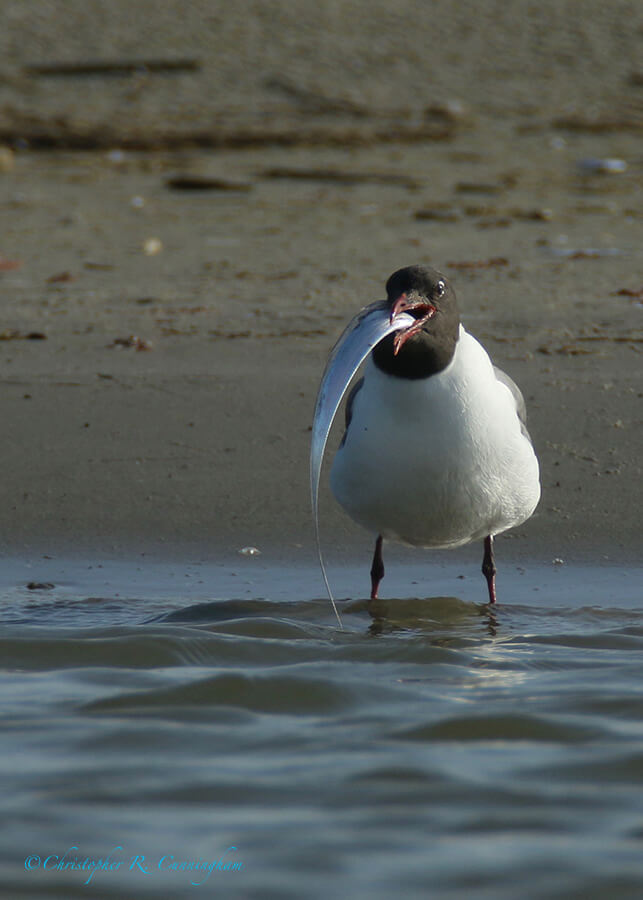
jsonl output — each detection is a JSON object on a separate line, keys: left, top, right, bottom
{"left": 311, "top": 264, "right": 540, "bottom": 618}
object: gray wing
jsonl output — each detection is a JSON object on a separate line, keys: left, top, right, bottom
{"left": 493, "top": 365, "right": 532, "bottom": 442}
{"left": 339, "top": 377, "right": 364, "bottom": 447}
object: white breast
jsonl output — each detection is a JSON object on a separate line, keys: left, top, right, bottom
{"left": 330, "top": 326, "right": 540, "bottom": 548}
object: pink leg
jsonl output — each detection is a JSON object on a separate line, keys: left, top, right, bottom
{"left": 482, "top": 535, "right": 497, "bottom": 604}
{"left": 370, "top": 535, "right": 385, "bottom": 600}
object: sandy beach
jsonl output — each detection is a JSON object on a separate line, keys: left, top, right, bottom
{"left": 3, "top": 9, "right": 643, "bottom": 900}
{"left": 0, "top": 0, "right": 641, "bottom": 565}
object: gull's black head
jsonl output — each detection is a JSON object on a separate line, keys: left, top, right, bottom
{"left": 372, "top": 264, "right": 460, "bottom": 379}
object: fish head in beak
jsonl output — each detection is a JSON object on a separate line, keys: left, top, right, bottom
{"left": 389, "top": 290, "right": 438, "bottom": 355}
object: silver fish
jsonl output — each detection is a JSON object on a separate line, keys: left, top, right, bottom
{"left": 310, "top": 302, "right": 415, "bottom": 627}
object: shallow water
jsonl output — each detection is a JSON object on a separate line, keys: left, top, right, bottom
{"left": 1, "top": 557, "right": 642, "bottom": 899}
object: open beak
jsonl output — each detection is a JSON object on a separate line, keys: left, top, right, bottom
{"left": 390, "top": 292, "right": 437, "bottom": 355}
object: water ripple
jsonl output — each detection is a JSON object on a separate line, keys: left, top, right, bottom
{"left": 0, "top": 561, "right": 641, "bottom": 898}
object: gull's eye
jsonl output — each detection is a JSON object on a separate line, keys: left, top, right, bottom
{"left": 436, "top": 280, "right": 446, "bottom": 297}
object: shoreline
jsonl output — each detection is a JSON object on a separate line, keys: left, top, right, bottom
{"left": 1, "top": 3, "right": 641, "bottom": 569}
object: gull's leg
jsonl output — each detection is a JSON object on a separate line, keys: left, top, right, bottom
{"left": 482, "top": 534, "right": 497, "bottom": 604}
{"left": 370, "top": 535, "right": 385, "bottom": 600}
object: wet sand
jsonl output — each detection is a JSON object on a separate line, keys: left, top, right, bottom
{"left": 1, "top": 10, "right": 642, "bottom": 899}
{"left": 0, "top": 2, "right": 641, "bottom": 568}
